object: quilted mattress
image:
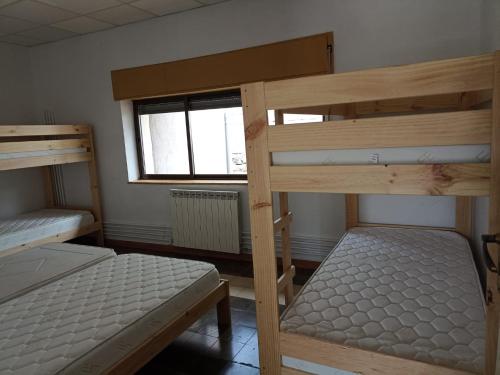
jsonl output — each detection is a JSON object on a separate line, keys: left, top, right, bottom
{"left": 0, "top": 253, "right": 220, "bottom": 374}
{"left": 281, "top": 227, "right": 485, "bottom": 373}
{"left": 0, "top": 243, "right": 115, "bottom": 304}
{"left": 0, "top": 209, "right": 94, "bottom": 252}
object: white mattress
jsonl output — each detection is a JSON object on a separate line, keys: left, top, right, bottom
{"left": 0, "top": 209, "right": 95, "bottom": 252}
{"left": 281, "top": 227, "right": 485, "bottom": 374}
{"left": 0, "top": 254, "right": 220, "bottom": 374}
{"left": 0, "top": 243, "right": 115, "bottom": 304}
{"left": 272, "top": 144, "right": 490, "bottom": 165}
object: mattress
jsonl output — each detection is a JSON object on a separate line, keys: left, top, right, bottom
{"left": 0, "top": 209, "right": 95, "bottom": 252}
{"left": 0, "top": 254, "right": 220, "bottom": 374}
{"left": 281, "top": 227, "right": 485, "bottom": 374}
{"left": 272, "top": 144, "right": 490, "bottom": 166}
{"left": 0, "top": 243, "right": 115, "bottom": 304}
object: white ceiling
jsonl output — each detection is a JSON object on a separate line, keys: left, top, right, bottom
{"left": 0, "top": 0, "right": 227, "bottom": 46}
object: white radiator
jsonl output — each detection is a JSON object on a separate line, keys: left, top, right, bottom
{"left": 170, "top": 189, "right": 240, "bottom": 254}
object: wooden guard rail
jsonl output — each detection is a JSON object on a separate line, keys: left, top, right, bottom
{"left": 0, "top": 125, "right": 92, "bottom": 171}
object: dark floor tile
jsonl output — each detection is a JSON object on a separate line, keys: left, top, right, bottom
{"left": 196, "top": 356, "right": 231, "bottom": 374}
{"left": 233, "top": 342, "right": 259, "bottom": 368}
{"left": 232, "top": 310, "right": 257, "bottom": 328}
{"left": 220, "top": 324, "right": 256, "bottom": 344}
{"left": 220, "top": 362, "right": 260, "bottom": 375}
{"left": 207, "top": 339, "right": 245, "bottom": 361}
{"left": 182, "top": 331, "right": 218, "bottom": 352}
{"left": 245, "top": 331, "right": 259, "bottom": 348}
{"left": 230, "top": 296, "right": 255, "bottom": 312}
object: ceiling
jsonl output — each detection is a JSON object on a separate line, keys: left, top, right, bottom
{"left": 0, "top": 0, "right": 227, "bottom": 47}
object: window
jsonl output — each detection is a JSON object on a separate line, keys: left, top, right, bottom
{"left": 134, "top": 90, "right": 247, "bottom": 180}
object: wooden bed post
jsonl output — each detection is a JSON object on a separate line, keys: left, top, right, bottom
{"left": 42, "top": 166, "right": 55, "bottom": 208}
{"left": 276, "top": 110, "right": 294, "bottom": 306}
{"left": 87, "top": 127, "right": 104, "bottom": 245}
{"left": 216, "top": 279, "right": 232, "bottom": 329}
{"left": 345, "top": 104, "right": 359, "bottom": 231}
{"left": 242, "top": 82, "right": 281, "bottom": 374}
{"left": 485, "top": 51, "right": 500, "bottom": 375}
{"left": 455, "top": 196, "right": 473, "bottom": 239}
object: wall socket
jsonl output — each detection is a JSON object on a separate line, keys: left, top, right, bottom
{"left": 369, "top": 153, "right": 379, "bottom": 164}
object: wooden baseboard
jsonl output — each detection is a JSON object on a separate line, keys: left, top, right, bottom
{"left": 105, "top": 238, "right": 320, "bottom": 270}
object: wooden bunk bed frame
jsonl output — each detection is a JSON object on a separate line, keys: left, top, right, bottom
{"left": 0, "top": 125, "right": 104, "bottom": 255}
{"left": 241, "top": 51, "right": 500, "bottom": 375}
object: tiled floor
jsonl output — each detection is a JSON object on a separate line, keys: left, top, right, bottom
{"left": 138, "top": 296, "right": 275, "bottom": 375}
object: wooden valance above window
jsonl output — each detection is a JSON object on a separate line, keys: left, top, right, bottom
{"left": 111, "top": 32, "right": 333, "bottom": 101}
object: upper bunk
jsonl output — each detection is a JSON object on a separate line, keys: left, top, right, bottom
{"left": 242, "top": 52, "right": 498, "bottom": 198}
{"left": 0, "top": 124, "right": 93, "bottom": 171}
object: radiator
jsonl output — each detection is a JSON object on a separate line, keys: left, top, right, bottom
{"left": 170, "top": 189, "right": 240, "bottom": 254}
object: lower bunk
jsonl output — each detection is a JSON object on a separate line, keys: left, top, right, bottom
{"left": 0, "top": 208, "right": 101, "bottom": 255}
{"left": 280, "top": 227, "right": 485, "bottom": 375}
{"left": 0, "top": 243, "right": 231, "bottom": 374}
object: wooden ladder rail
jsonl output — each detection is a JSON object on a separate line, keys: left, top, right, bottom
{"left": 275, "top": 109, "right": 295, "bottom": 306}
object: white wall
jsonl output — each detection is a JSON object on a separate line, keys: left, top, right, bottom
{"left": 0, "top": 43, "right": 44, "bottom": 220}
{"left": 481, "top": 0, "right": 500, "bottom": 52}
{"left": 27, "top": 0, "right": 486, "bottom": 258}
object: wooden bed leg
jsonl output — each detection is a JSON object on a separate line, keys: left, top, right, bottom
{"left": 242, "top": 82, "right": 281, "bottom": 375}
{"left": 345, "top": 194, "right": 359, "bottom": 230}
{"left": 485, "top": 50, "right": 500, "bottom": 375}
{"left": 276, "top": 110, "right": 294, "bottom": 307}
{"left": 485, "top": 302, "right": 499, "bottom": 375}
{"left": 216, "top": 280, "right": 231, "bottom": 330}
{"left": 42, "top": 166, "right": 55, "bottom": 208}
{"left": 87, "top": 127, "right": 104, "bottom": 246}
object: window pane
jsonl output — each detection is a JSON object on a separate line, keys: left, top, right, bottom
{"left": 189, "top": 107, "right": 247, "bottom": 175}
{"left": 266, "top": 111, "right": 323, "bottom": 125}
{"left": 139, "top": 112, "right": 190, "bottom": 175}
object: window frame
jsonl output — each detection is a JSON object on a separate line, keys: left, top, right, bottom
{"left": 133, "top": 89, "right": 247, "bottom": 181}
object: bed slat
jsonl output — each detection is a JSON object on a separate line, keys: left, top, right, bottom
{"left": 0, "top": 139, "right": 90, "bottom": 153}
{"left": 270, "top": 164, "right": 490, "bottom": 196}
{"left": 265, "top": 54, "right": 494, "bottom": 110}
{"left": 0, "top": 125, "right": 89, "bottom": 137}
{"left": 0, "top": 152, "right": 91, "bottom": 171}
{"left": 268, "top": 109, "right": 491, "bottom": 151}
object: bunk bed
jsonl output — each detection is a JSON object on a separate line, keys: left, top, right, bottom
{"left": 0, "top": 125, "right": 104, "bottom": 255}
{"left": 241, "top": 51, "right": 500, "bottom": 374}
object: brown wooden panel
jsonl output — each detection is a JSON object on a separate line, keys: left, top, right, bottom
{"left": 267, "top": 109, "right": 491, "bottom": 151}
{"left": 265, "top": 54, "right": 494, "bottom": 110}
{"left": 111, "top": 33, "right": 333, "bottom": 100}
{"left": 270, "top": 164, "right": 490, "bottom": 196}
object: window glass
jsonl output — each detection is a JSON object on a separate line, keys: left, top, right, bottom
{"left": 139, "top": 111, "right": 190, "bottom": 175}
{"left": 135, "top": 90, "right": 253, "bottom": 179}
{"left": 189, "top": 107, "right": 246, "bottom": 175}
